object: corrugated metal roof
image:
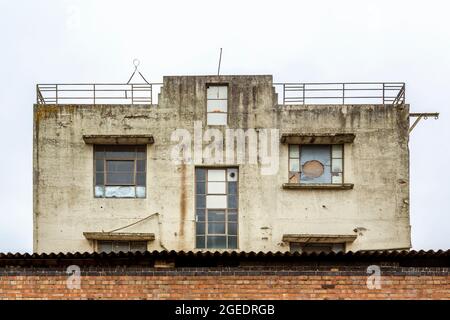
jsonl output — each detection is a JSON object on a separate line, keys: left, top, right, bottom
{"left": 0, "top": 249, "right": 448, "bottom": 267}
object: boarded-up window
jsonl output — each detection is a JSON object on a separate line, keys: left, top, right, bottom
{"left": 288, "top": 144, "right": 343, "bottom": 184}
{"left": 207, "top": 85, "right": 228, "bottom": 125}
{"left": 195, "top": 168, "right": 238, "bottom": 249}
{"left": 94, "top": 145, "right": 146, "bottom": 198}
{"left": 97, "top": 240, "right": 147, "bottom": 253}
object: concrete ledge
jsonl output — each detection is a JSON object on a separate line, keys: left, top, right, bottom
{"left": 83, "top": 134, "right": 154, "bottom": 145}
{"left": 280, "top": 133, "right": 355, "bottom": 144}
{"left": 282, "top": 234, "right": 357, "bottom": 243}
{"left": 83, "top": 232, "right": 155, "bottom": 241}
{"left": 282, "top": 183, "right": 354, "bottom": 190}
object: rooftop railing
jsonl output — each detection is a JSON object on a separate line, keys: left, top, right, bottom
{"left": 273, "top": 82, "right": 405, "bottom": 105}
{"left": 36, "top": 83, "right": 163, "bottom": 105}
{"left": 36, "top": 82, "right": 405, "bottom": 106}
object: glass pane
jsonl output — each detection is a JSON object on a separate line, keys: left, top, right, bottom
{"left": 94, "top": 147, "right": 105, "bottom": 159}
{"left": 208, "top": 222, "right": 225, "bottom": 234}
{"left": 136, "top": 186, "right": 146, "bottom": 198}
{"left": 228, "top": 236, "right": 237, "bottom": 249}
{"left": 95, "top": 173, "right": 104, "bottom": 185}
{"left": 206, "top": 195, "right": 227, "bottom": 209}
{"left": 136, "top": 172, "right": 146, "bottom": 186}
{"left": 196, "top": 222, "right": 206, "bottom": 235}
{"left": 195, "top": 168, "right": 206, "bottom": 182}
{"left": 196, "top": 209, "right": 206, "bottom": 222}
{"left": 94, "top": 186, "right": 105, "bottom": 197}
{"left": 207, "top": 113, "right": 227, "bottom": 126}
{"left": 106, "top": 172, "right": 134, "bottom": 185}
{"left": 130, "top": 241, "right": 147, "bottom": 252}
{"left": 196, "top": 195, "right": 206, "bottom": 208}
{"left": 300, "top": 145, "right": 331, "bottom": 184}
{"left": 105, "top": 186, "right": 136, "bottom": 198}
{"left": 196, "top": 182, "right": 206, "bottom": 195}
{"left": 288, "top": 172, "right": 300, "bottom": 184}
{"left": 106, "top": 160, "right": 134, "bottom": 172}
{"left": 332, "top": 158, "right": 343, "bottom": 173}
{"left": 207, "top": 182, "right": 226, "bottom": 194}
{"left": 113, "top": 241, "right": 129, "bottom": 252}
{"left": 136, "top": 160, "right": 146, "bottom": 172}
{"left": 228, "top": 210, "right": 237, "bottom": 221}
{"left": 136, "top": 147, "right": 146, "bottom": 159}
{"left": 217, "top": 86, "right": 228, "bottom": 99}
{"left": 97, "top": 241, "right": 112, "bottom": 253}
{"left": 332, "top": 144, "right": 343, "bottom": 158}
{"left": 95, "top": 159, "right": 104, "bottom": 172}
{"left": 206, "top": 86, "right": 219, "bottom": 99}
{"left": 228, "top": 222, "right": 238, "bottom": 235}
{"left": 289, "top": 158, "right": 300, "bottom": 172}
{"left": 228, "top": 182, "right": 237, "bottom": 195}
{"left": 207, "top": 169, "right": 226, "bottom": 181}
{"left": 208, "top": 210, "right": 226, "bottom": 222}
{"left": 105, "top": 147, "right": 135, "bottom": 159}
{"left": 228, "top": 195, "right": 237, "bottom": 209}
{"left": 332, "top": 172, "right": 343, "bottom": 184}
{"left": 289, "top": 145, "right": 299, "bottom": 158}
{"left": 196, "top": 236, "right": 205, "bottom": 249}
{"left": 207, "top": 99, "right": 227, "bottom": 113}
{"left": 207, "top": 236, "right": 227, "bottom": 249}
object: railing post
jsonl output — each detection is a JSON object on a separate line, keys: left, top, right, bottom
{"left": 342, "top": 83, "right": 345, "bottom": 105}
{"left": 382, "top": 83, "right": 385, "bottom": 104}
{"left": 282, "top": 84, "right": 285, "bottom": 105}
{"left": 55, "top": 84, "right": 58, "bottom": 105}
{"left": 93, "top": 84, "right": 96, "bottom": 105}
{"left": 302, "top": 84, "right": 305, "bottom": 105}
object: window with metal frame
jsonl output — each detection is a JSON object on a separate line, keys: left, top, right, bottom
{"left": 97, "top": 240, "right": 147, "bottom": 253}
{"left": 289, "top": 242, "right": 345, "bottom": 254}
{"left": 94, "top": 145, "right": 146, "bottom": 198}
{"left": 288, "top": 144, "right": 343, "bottom": 184}
{"left": 195, "top": 168, "right": 238, "bottom": 249}
{"left": 206, "top": 85, "right": 228, "bottom": 125}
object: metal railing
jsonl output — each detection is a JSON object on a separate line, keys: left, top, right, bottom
{"left": 273, "top": 82, "right": 405, "bottom": 105}
{"left": 36, "top": 83, "right": 163, "bottom": 105}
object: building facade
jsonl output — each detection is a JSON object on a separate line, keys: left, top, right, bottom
{"left": 33, "top": 75, "right": 410, "bottom": 253}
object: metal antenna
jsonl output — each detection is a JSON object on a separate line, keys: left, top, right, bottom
{"left": 217, "top": 48, "right": 222, "bottom": 76}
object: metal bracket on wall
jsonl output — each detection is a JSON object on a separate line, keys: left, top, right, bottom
{"left": 409, "top": 112, "right": 439, "bottom": 134}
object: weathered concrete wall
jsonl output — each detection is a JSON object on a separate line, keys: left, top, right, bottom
{"left": 33, "top": 75, "right": 410, "bottom": 253}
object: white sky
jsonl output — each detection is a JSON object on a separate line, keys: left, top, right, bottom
{"left": 0, "top": 0, "right": 449, "bottom": 252}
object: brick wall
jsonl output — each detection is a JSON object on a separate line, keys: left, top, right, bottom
{"left": 1, "top": 265, "right": 448, "bottom": 300}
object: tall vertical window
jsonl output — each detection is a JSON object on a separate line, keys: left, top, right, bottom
{"left": 206, "top": 85, "right": 228, "bottom": 125}
{"left": 288, "top": 144, "right": 343, "bottom": 184}
{"left": 195, "top": 168, "right": 238, "bottom": 249}
{"left": 94, "top": 145, "right": 146, "bottom": 198}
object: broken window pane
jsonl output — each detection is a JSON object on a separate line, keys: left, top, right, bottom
{"left": 207, "top": 182, "right": 226, "bottom": 194}
{"left": 300, "top": 145, "right": 331, "bottom": 184}
{"left": 135, "top": 186, "right": 146, "bottom": 198}
{"left": 206, "top": 195, "right": 227, "bottom": 208}
{"left": 94, "top": 186, "right": 105, "bottom": 197}
{"left": 105, "top": 186, "right": 136, "bottom": 198}
{"left": 227, "top": 168, "right": 238, "bottom": 181}
{"left": 332, "top": 172, "right": 343, "bottom": 184}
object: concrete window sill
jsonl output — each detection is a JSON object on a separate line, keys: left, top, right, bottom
{"left": 282, "top": 183, "right": 354, "bottom": 190}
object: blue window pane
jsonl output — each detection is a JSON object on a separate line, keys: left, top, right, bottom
{"left": 196, "top": 209, "right": 206, "bottom": 222}
{"left": 196, "top": 182, "right": 206, "bottom": 195}
{"left": 228, "top": 195, "right": 237, "bottom": 209}
{"left": 300, "top": 145, "right": 331, "bottom": 183}
{"left": 207, "top": 236, "right": 227, "bottom": 249}
{"left": 195, "top": 168, "right": 206, "bottom": 182}
{"left": 196, "top": 236, "right": 205, "bottom": 249}
{"left": 228, "top": 236, "right": 238, "bottom": 249}
{"left": 196, "top": 222, "right": 205, "bottom": 235}
{"left": 208, "top": 210, "right": 226, "bottom": 222}
{"left": 228, "top": 182, "right": 237, "bottom": 194}
{"left": 228, "top": 223, "right": 238, "bottom": 235}
{"left": 208, "top": 222, "right": 226, "bottom": 234}
{"left": 196, "top": 195, "right": 206, "bottom": 208}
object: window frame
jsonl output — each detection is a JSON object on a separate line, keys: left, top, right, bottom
{"left": 94, "top": 145, "right": 147, "bottom": 198}
{"left": 195, "top": 167, "right": 239, "bottom": 250}
{"left": 289, "top": 242, "right": 345, "bottom": 254}
{"left": 96, "top": 240, "right": 148, "bottom": 253}
{"left": 206, "top": 84, "right": 228, "bottom": 126}
{"left": 288, "top": 144, "right": 344, "bottom": 184}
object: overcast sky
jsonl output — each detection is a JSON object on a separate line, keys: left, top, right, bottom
{"left": 0, "top": 0, "right": 449, "bottom": 252}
